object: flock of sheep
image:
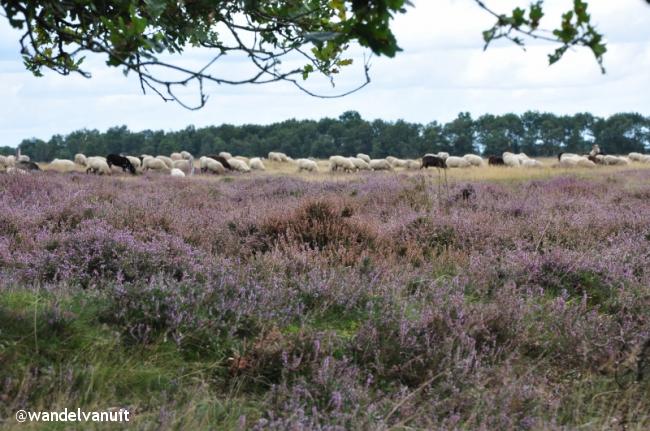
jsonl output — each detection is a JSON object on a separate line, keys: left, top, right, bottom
{"left": 1, "top": 146, "right": 650, "bottom": 176}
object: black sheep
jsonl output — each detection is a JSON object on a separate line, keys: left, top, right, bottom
{"left": 206, "top": 155, "right": 233, "bottom": 170}
{"left": 16, "top": 160, "right": 41, "bottom": 171}
{"left": 488, "top": 155, "right": 505, "bottom": 166}
{"left": 107, "top": 154, "right": 136, "bottom": 174}
{"left": 421, "top": 155, "right": 447, "bottom": 169}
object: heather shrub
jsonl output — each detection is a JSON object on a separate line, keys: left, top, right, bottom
{"left": 24, "top": 219, "right": 207, "bottom": 287}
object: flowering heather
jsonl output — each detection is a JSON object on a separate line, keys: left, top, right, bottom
{"left": 1, "top": 169, "right": 650, "bottom": 429}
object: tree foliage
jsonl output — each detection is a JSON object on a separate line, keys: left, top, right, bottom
{"left": 0, "top": 0, "right": 634, "bottom": 107}
{"left": 9, "top": 111, "right": 650, "bottom": 162}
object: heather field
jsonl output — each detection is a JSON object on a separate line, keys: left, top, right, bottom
{"left": 2, "top": 167, "right": 650, "bottom": 430}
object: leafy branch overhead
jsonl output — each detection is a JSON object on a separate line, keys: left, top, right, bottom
{"left": 477, "top": 0, "right": 608, "bottom": 72}
{"left": 0, "top": 0, "right": 630, "bottom": 108}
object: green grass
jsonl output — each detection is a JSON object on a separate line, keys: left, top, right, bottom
{"left": 0, "top": 288, "right": 264, "bottom": 430}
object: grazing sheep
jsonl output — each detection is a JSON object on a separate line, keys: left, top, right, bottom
{"left": 219, "top": 151, "right": 233, "bottom": 159}
{"left": 170, "top": 152, "right": 183, "bottom": 161}
{"left": 445, "top": 156, "right": 471, "bottom": 168}
{"left": 6, "top": 155, "right": 16, "bottom": 166}
{"left": 329, "top": 155, "right": 356, "bottom": 172}
{"left": 558, "top": 154, "right": 595, "bottom": 168}
{"left": 404, "top": 159, "right": 421, "bottom": 170}
{"left": 0, "top": 155, "right": 8, "bottom": 167}
{"left": 172, "top": 158, "right": 196, "bottom": 175}
{"left": 348, "top": 157, "right": 370, "bottom": 171}
{"left": 206, "top": 155, "right": 233, "bottom": 170}
{"left": 249, "top": 157, "right": 266, "bottom": 171}
{"left": 502, "top": 152, "right": 522, "bottom": 167}
{"left": 107, "top": 154, "right": 136, "bottom": 174}
{"left": 234, "top": 156, "right": 250, "bottom": 164}
{"left": 436, "top": 152, "right": 450, "bottom": 160}
{"left": 142, "top": 157, "right": 169, "bottom": 172}
{"left": 49, "top": 159, "right": 76, "bottom": 172}
{"left": 639, "top": 155, "right": 650, "bottom": 164}
{"left": 356, "top": 153, "right": 371, "bottom": 163}
{"left": 269, "top": 151, "right": 290, "bottom": 162}
{"left": 602, "top": 155, "right": 629, "bottom": 166}
{"left": 629, "top": 152, "right": 644, "bottom": 161}
{"left": 463, "top": 154, "right": 484, "bottom": 167}
{"left": 488, "top": 156, "right": 505, "bottom": 166}
{"left": 85, "top": 158, "right": 111, "bottom": 175}
{"left": 18, "top": 155, "right": 30, "bottom": 162}
{"left": 521, "top": 159, "right": 542, "bottom": 168}
{"left": 170, "top": 168, "right": 185, "bottom": 177}
{"left": 200, "top": 157, "right": 225, "bottom": 174}
{"left": 156, "top": 155, "right": 174, "bottom": 169}
{"left": 17, "top": 160, "right": 41, "bottom": 171}
{"left": 126, "top": 156, "right": 141, "bottom": 169}
{"left": 180, "top": 151, "right": 193, "bottom": 160}
{"left": 369, "top": 159, "right": 393, "bottom": 171}
{"left": 227, "top": 158, "right": 251, "bottom": 173}
{"left": 296, "top": 158, "right": 318, "bottom": 172}
{"left": 421, "top": 155, "right": 446, "bottom": 169}
{"left": 385, "top": 156, "right": 408, "bottom": 168}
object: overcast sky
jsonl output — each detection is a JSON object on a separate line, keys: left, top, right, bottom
{"left": 1, "top": 0, "right": 649, "bottom": 147}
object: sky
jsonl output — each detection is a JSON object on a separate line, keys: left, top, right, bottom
{"left": 1, "top": 0, "right": 650, "bottom": 147}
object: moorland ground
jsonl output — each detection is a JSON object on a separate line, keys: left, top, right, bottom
{"left": 1, "top": 162, "right": 650, "bottom": 430}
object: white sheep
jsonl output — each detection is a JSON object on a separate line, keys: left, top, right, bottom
{"left": 268, "top": 151, "right": 290, "bottom": 162}
{"left": 74, "top": 153, "right": 87, "bottom": 166}
{"left": 386, "top": 157, "right": 408, "bottom": 168}
{"left": 502, "top": 152, "right": 522, "bottom": 167}
{"left": 369, "top": 159, "right": 393, "bottom": 171}
{"left": 172, "top": 159, "right": 193, "bottom": 173}
{"left": 602, "top": 155, "right": 629, "bottom": 166}
{"left": 156, "top": 155, "right": 174, "bottom": 169}
{"left": 628, "top": 152, "right": 647, "bottom": 162}
{"left": 558, "top": 154, "right": 595, "bottom": 168}
{"left": 234, "top": 156, "right": 250, "bottom": 164}
{"left": 445, "top": 156, "right": 471, "bottom": 168}
{"left": 227, "top": 158, "right": 251, "bottom": 172}
{"left": 463, "top": 154, "right": 484, "bottom": 167}
{"left": 296, "top": 158, "right": 318, "bottom": 172}
{"left": 219, "top": 151, "right": 233, "bottom": 159}
{"left": 86, "top": 158, "right": 111, "bottom": 175}
{"left": 180, "top": 151, "right": 193, "bottom": 160}
{"left": 170, "top": 152, "right": 183, "bottom": 161}
{"left": 356, "top": 153, "right": 371, "bottom": 163}
{"left": 348, "top": 157, "right": 370, "bottom": 170}
{"left": 126, "top": 156, "right": 141, "bottom": 169}
{"left": 521, "top": 159, "right": 543, "bottom": 168}
{"left": 0, "top": 155, "right": 8, "bottom": 167}
{"left": 49, "top": 159, "right": 77, "bottom": 172}
{"left": 6, "top": 167, "right": 27, "bottom": 175}
{"left": 170, "top": 168, "right": 186, "bottom": 177}
{"left": 18, "top": 155, "right": 30, "bottom": 162}
{"left": 249, "top": 157, "right": 266, "bottom": 171}
{"left": 329, "top": 155, "right": 356, "bottom": 172}
{"left": 436, "top": 152, "right": 450, "bottom": 160}
{"left": 142, "top": 157, "right": 169, "bottom": 172}
{"left": 200, "top": 157, "right": 225, "bottom": 174}
{"left": 404, "top": 159, "right": 421, "bottom": 170}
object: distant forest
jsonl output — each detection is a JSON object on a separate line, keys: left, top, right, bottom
{"left": 3, "top": 111, "right": 650, "bottom": 162}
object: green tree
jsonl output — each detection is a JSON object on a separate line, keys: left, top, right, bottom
{"left": 443, "top": 112, "right": 475, "bottom": 155}
{"left": 594, "top": 113, "right": 650, "bottom": 154}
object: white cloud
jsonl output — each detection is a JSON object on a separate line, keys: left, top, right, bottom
{"left": 0, "top": 0, "right": 649, "bottom": 147}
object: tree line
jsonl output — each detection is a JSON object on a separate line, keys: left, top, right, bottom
{"left": 5, "top": 111, "right": 650, "bottom": 162}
